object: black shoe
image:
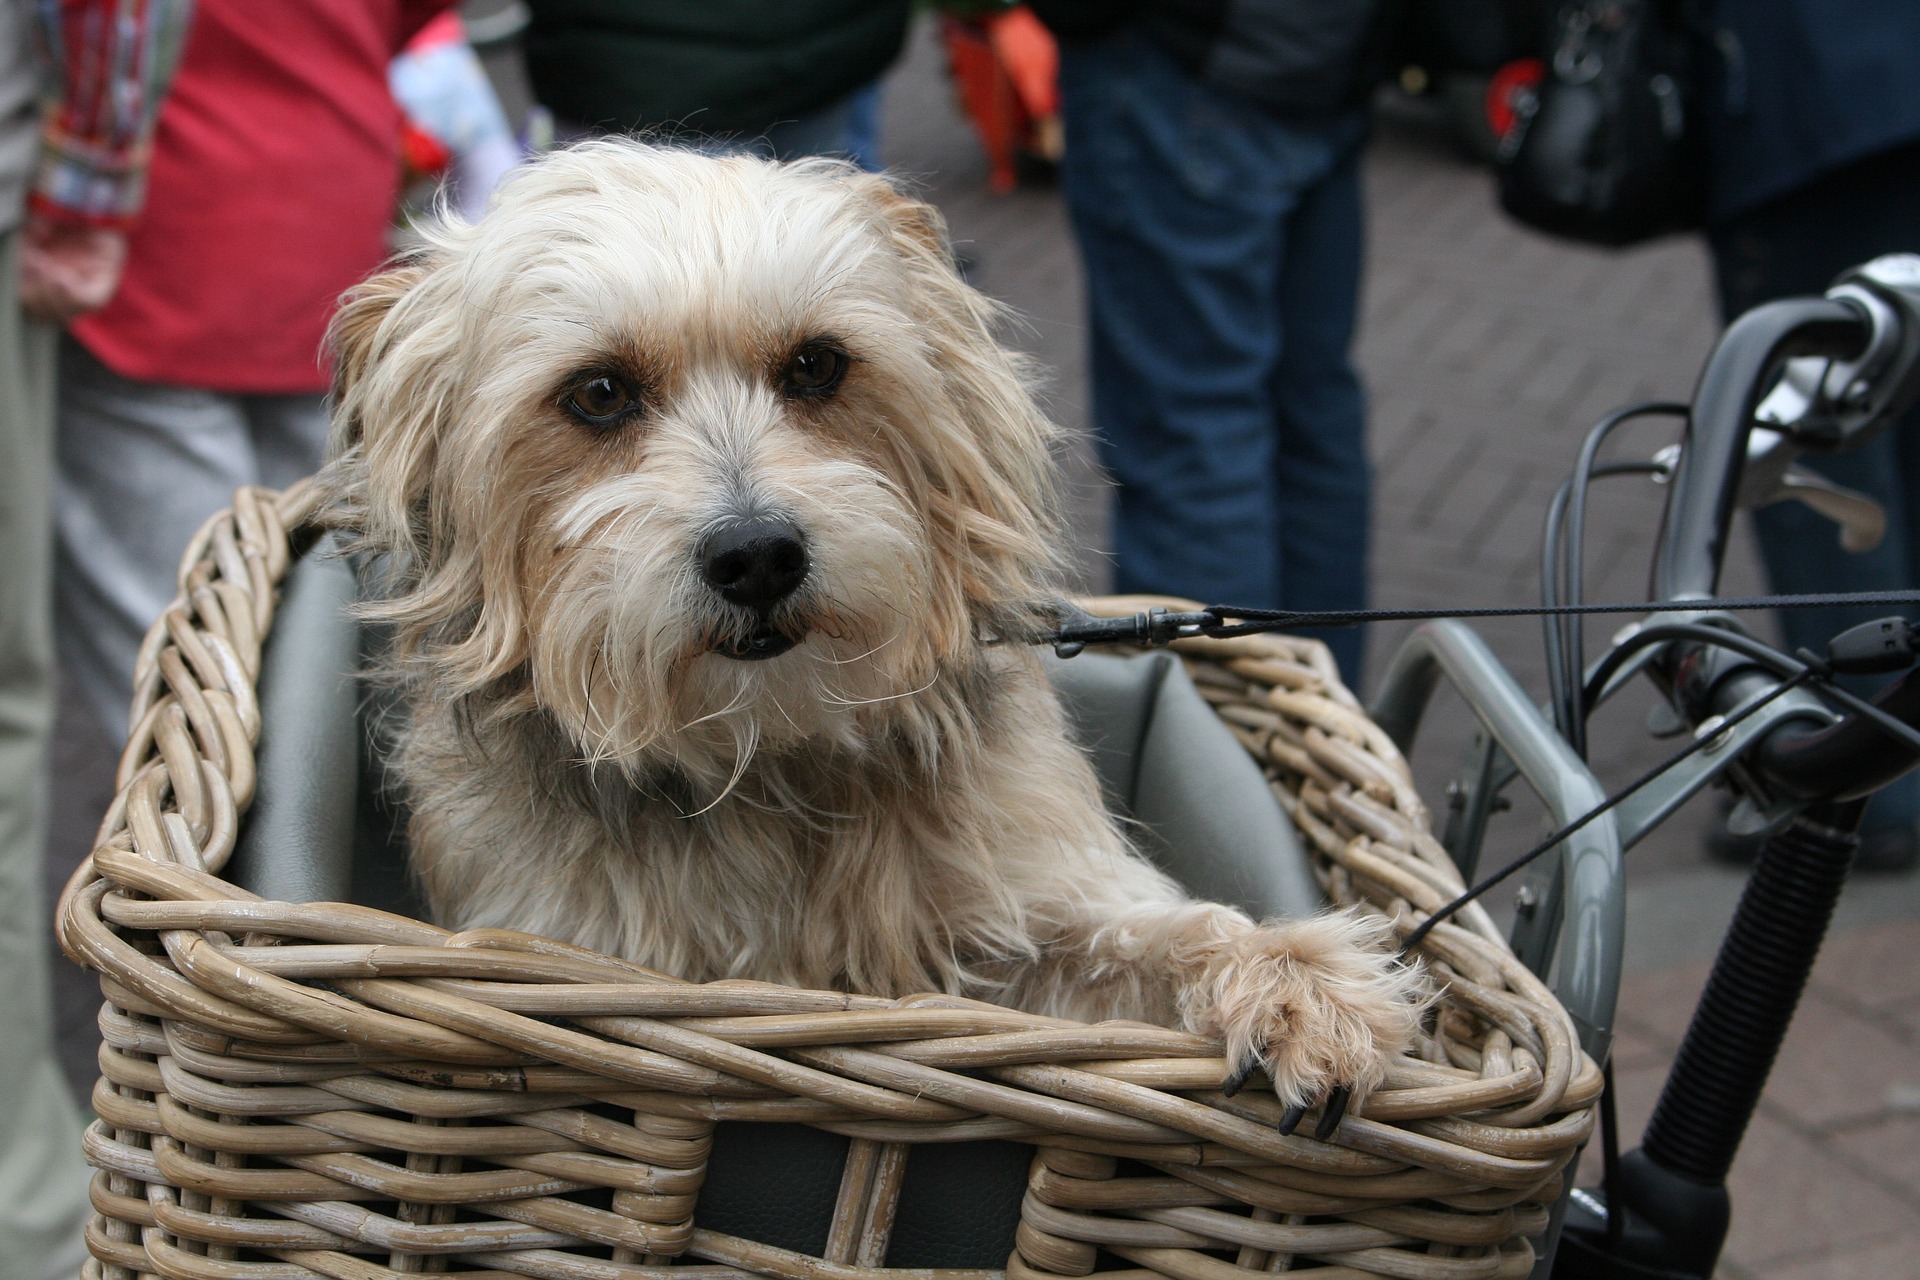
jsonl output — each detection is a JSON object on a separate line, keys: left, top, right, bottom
{"left": 1855, "top": 823, "right": 1920, "bottom": 874}
{"left": 1705, "top": 819, "right": 1762, "bottom": 866}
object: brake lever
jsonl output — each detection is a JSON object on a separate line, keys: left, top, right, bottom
{"left": 1766, "top": 466, "right": 1887, "bottom": 553}
{"left": 1726, "top": 408, "right": 1888, "bottom": 554}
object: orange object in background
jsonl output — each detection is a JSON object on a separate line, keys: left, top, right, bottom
{"left": 400, "top": 118, "right": 452, "bottom": 178}
{"left": 940, "top": 7, "right": 1061, "bottom": 194}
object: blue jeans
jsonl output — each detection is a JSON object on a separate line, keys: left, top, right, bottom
{"left": 759, "top": 84, "right": 879, "bottom": 166}
{"left": 1059, "top": 30, "right": 1372, "bottom": 682}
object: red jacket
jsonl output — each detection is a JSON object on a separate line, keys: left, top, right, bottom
{"left": 72, "top": 0, "right": 448, "bottom": 393}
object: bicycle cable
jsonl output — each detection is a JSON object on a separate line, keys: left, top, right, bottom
{"left": 1396, "top": 667, "right": 1815, "bottom": 957}
{"left": 1541, "top": 402, "right": 1690, "bottom": 760}
{"left": 1400, "top": 619, "right": 1920, "bottom": 953}
{"left": 1542, "top": 459, "right": 1670, "bottom": 754}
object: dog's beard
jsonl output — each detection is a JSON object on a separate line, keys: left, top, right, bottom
{"left": 525, "top": 453, "right": 954, "bottom": 787}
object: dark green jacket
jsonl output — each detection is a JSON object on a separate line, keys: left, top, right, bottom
{"left": 525, "top": 1, "right": 913, "bottom": 136}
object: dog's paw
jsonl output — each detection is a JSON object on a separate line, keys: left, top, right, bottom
{"left": 1191, "top": 909, "right": 1429, "bottom": 1129}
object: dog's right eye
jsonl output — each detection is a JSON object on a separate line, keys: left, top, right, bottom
{"left": 564, "top": 376, "right": 636, "bottom": 426}
{"left": 782, "top": 343, "right": 848, "bottom": 398}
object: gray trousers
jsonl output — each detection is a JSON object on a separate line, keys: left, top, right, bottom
{"left": 55, "top": 338, "right": 330, "bottom": 737}
{"left": 0, "top": 230, "right": 95, "bottom": 1280}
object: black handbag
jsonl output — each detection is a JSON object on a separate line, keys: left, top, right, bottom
{"left": 1494, "top": 0, "right": 1706, "bottom": 246}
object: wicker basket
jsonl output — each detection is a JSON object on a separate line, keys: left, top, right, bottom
{"left": 60, "top": 484, "right": 1599, "bottom": 1280}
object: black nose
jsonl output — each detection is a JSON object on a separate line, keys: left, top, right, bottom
{"left": 699, "top": 517, "right": 810, "bottom": 611}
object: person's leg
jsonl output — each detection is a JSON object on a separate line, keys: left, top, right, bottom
{"left": 1058, "top": 29, "right": 1350, "bottom": 614}
{"left": 55, "top": 340, "right": 261, "bottom": 737}
{"left": 1268, "top": 131, "right": 1370, "bottom": 683}
{"left": 1708, "top": 139, "right": 1920, "bottom": 861}
{"left": 245, "top": 391, "right": 332, "bottom": 492}
{"left": 760, "top": 89, "right": 863, "bottom": 163}
{"left": 835, "top": 81, "right": 885, "bottom": 171}
{"left": 0, "top": 230, "right": 94, "bottom": 1280}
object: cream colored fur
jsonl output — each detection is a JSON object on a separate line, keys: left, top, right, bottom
{"left": 317, "top": 139, "right": 1427, "bottom": 1109}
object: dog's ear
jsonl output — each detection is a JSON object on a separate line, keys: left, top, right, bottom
{"left": 861, "top": 177, "right": 959, "bottom": 272}
{"left": 318, "top": 246, "right": 528, "bottom": 690}
{"left": 855, "top": 174, "right": 1066, "bottom": 633}
{"left": 314, "top": 250, "right": 455, "bottom": 583}
{"left": 329, "top": 257, "right": 430, "bottom": 449}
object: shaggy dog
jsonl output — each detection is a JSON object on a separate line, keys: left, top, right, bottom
{"left": 317, "top": 140, "right": 1426, "bottom": 1115}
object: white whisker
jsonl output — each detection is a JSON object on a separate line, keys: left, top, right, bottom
{"left": 684, "top": 720, "right": 758, "bottom": 817}
{"left": 819, "top": 669, "right": 941, "bottom": 708}
{"left": 679, "top": 682, "right": 754, "bottom": 731}
{"left": 811, "top": 633, "right": 895, "bottom": 666}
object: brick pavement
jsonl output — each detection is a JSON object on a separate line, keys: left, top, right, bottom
{"left": 36, "top": 21, "right": 1920, "bottom": 1278}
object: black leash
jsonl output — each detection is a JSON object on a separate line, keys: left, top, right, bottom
{"left": 1043, "top": 590, "right": 1920, "bottom": 655}
{"left": 1034, "top": 590, "right": 1920, "bottom": 959}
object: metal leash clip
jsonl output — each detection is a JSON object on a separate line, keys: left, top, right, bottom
{"left": 1047, "top": 604, "right": 1220, "bottom": 658}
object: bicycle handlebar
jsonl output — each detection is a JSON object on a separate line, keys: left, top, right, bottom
{"left": 1653, "top": 255, "right": 1920, "bottom": 804}
{"left": 1657, "top": 254, "right": 1920, "bottom": 607}
{"left": 1752, "top": 665, "right": 1920, "bottom": 803}
{"left": 1554, "top": 260, "right": 1920, "bottom": 1280}
{"left": 1652, "top": 297, "right": 1870, "bottom": 603}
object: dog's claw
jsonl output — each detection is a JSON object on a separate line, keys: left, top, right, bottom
{"left": 1220, "top": 1058, "right": 1258, "bottom": 1098}
{"left": 1277, "top": 1103, "right": 1308, "bottom": 1136}
{"left": 1314, "top": 1087, "right": 1351, "bottom": 1141}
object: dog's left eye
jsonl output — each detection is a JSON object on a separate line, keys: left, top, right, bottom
{"left": 565, "top": 376, "right": 636, "bottom": 425}
{"left": 782, "top": 344, "right": 847, "bottom": 398}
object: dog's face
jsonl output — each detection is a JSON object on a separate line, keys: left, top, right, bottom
{"left": 324, "top": 141, "right": 1062, "bottom": 776}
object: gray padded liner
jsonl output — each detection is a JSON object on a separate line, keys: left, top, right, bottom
{"left": 222, "top": 533, "right": 362, "bottom": 905}
{"left": 1047, "top": 650, "right": 1321, "bottom": 921}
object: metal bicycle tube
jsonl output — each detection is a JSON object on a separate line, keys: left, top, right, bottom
{"left": 1372, "top": 619, "right": 1626, "bottom": 1049}
{"left": 1652, "top": 297, "right": 1868, "bottom": 604}
{"left": 1372, "top": 620, "right": 1625, "bottom": 1280}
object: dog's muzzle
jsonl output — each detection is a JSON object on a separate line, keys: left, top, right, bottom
{"left": 699, "top": 517, "right": 809, "bottom": 660}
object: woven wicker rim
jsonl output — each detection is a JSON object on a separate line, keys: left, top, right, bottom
{"left": 61, "top": 483, "right": 1599, "bottom": 1280}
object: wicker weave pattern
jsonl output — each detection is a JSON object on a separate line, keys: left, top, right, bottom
{"left": 61, "top": 486, "right": 1599, "bottom": 1280}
